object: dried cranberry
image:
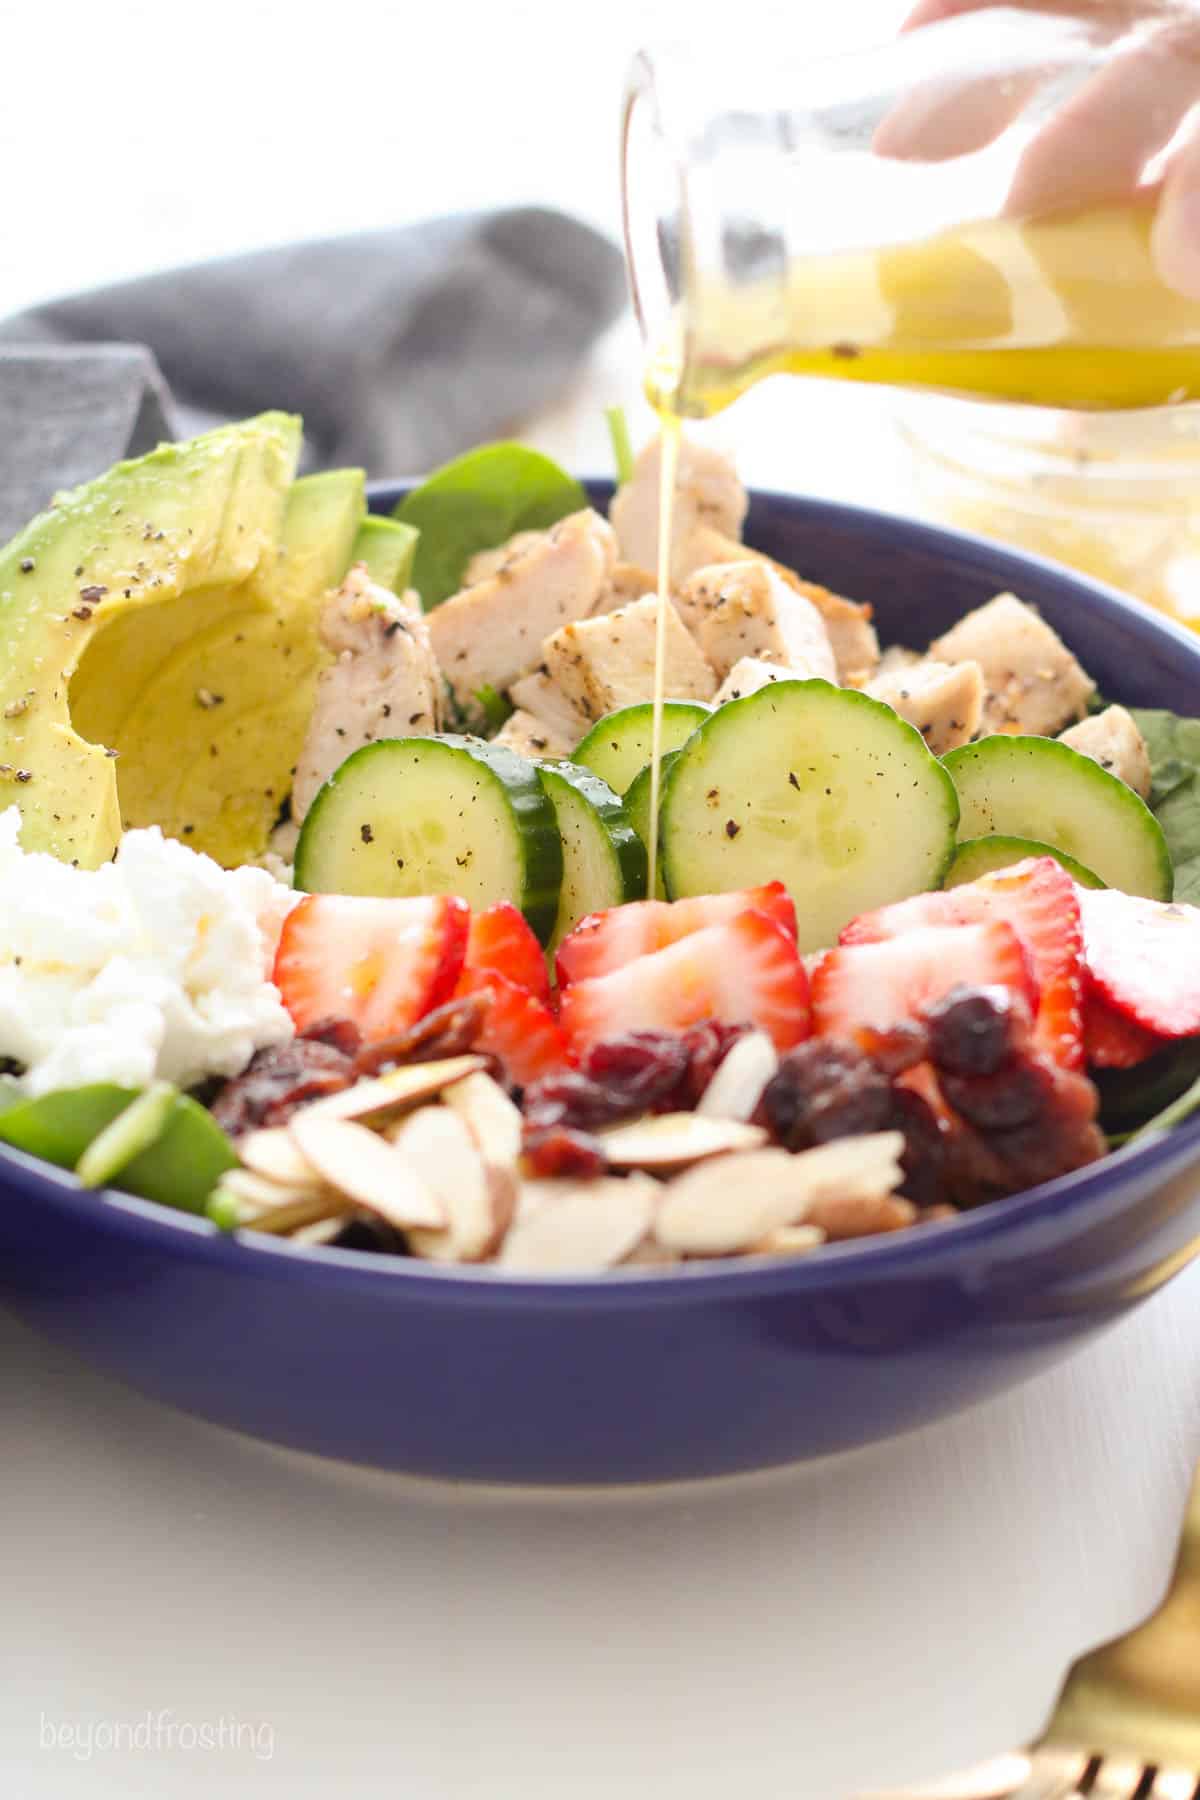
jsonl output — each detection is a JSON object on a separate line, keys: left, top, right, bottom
{"left": 763, "top": 1040, "right": 892, "bottom": 1150}
{"left": 522, "top": 1070, "right": 630, "bottom": 1132}
{"left": 210, "top": 1039, "right": 354, "bottom": 1136}
{"left": 925, "top": 985, "right": 1023, "bottom": 1079}
{"left": 888, "top": 1083, "right": 947, "bottom": 1210}
{"left": 300, "top": 1017, "right": 363, "bottom": 1058}
{"left": 583, "top": 1031, "right": 692, "bottom": 1113}
{"left": 354, "top": 992, "right": 491, "bottom": 1075}
{"left": 855, "top": 1019, "right": 927, "bottom": 1077}
{"left": 522, "top": 1125, "right": 607, "bottom": 1178}
{"left": 679, "top": 1020, "right": 750, "bottom": 1106}
{"left": 940, "top": 1058, "right": 1054, "bottom": 1132}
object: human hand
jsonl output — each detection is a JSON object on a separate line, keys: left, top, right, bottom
{"left": 879, "top": 0, "right": 1200, "bottom": 295}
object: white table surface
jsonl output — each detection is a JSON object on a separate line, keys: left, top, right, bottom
{"left": 5, "top": 0, "right": 1200, "bottom": 1793}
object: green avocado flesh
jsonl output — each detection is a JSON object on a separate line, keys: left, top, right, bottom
{"left": 0, "top": 414, "right": 371, "bottom": 870}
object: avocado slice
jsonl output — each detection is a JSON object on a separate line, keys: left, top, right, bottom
{"left": 0, "top": 413, "right": 301, "bottom": 868}
{"left": 70, "top": 463, "right": 365, "bottom": 867}
{"left": 351, "top": 515, "right": 419, "bottom": 596}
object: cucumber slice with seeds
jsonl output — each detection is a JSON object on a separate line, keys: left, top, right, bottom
{"left": 538, "top": 760, "right": 647, "bottom": 950}
{"left": 660, "top": 680, "right": 959, "bottom": 951}
{"left": 943, "top": 736, "right": 1171, "bottom": 901}
{"left": 574, "top": 701, "right": 710, "bottom": 795}
{"left": 294, "top": 734, "right": 563, "bottom": 942}
{"left": 944, "top": 834, "right": 1105, "bottom": 890}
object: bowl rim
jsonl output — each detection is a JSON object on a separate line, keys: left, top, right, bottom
{"left": 5, "top": 478, "right": 1200, "bottom": 1309}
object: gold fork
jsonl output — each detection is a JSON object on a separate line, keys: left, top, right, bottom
{"left": 877, "top": 1461, "right": 1200, "bottom": 1800}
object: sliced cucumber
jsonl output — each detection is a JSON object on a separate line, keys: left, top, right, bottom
{"left": 624, "top": 753, "right": 679, "bottom": 899}
{"left": 660, "top": 680, "right": 959, "bottom": 952}
{"left": 351, "top": 515, "right": 419, "bottom": 595}
{"left": 944, "top": 834, "right": 1105, "bottom": 890}
{"left": 943, "top": 735, "right": 1172, "bottom": 901}
{"left": 574, "top": 701, "right": 710, "bottom": 795}
{"left": 295, "top": 735, "right": 563, "bottom": 943}
{"left": 538, "top": 760, "right": 647, "bottom": 950}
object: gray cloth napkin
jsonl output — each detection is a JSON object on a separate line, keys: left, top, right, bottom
{"left": 0, "top": 207, "right": 627, "bottom": 541}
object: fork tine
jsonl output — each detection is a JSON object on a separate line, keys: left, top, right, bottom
{"left": 1010, "top": 1748, "right": 1093, "bottom": 1800}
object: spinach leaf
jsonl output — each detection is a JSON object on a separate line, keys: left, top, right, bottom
{"left": 475, "top": 683, "right": 514, "bottom": 735}
{"left": 1095, "top": 1037, "right": 1200, "bottom": 1137}
{"left": 1129, "top": 708, "right": 1200, "bottom": 901}
{"left": 395, "top": 443, "right": 588, "bottom": 610}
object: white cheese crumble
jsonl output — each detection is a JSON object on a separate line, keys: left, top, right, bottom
{"left": 0, "top": 809, "right": 298, "bottom": 1098}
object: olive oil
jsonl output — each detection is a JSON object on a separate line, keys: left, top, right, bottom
{"left": 646, "top": 416, "right": 681, "bottom": 900}
{"left": 646, "top": 200, "right": 1200, "bottom": 420}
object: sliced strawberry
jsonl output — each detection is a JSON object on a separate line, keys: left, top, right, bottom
{"left": 559, "top": 909, "right": 810, "bottom": 1055}
{"left": 1078, "top": 888, "right": 1200, "bottom": 1038}
{"left": 273, "top": 894, "right": 469, "bottom": 1041}
{"left": 1082, "top": 988, "right": 1163, "bottom": 1069}
{"left": 840, "top": 857, "right": 1084, "bottom": 1068}
{"left": 461, "top": 901, "right": 549, "bottom": 1003}
{"left": 555, "top": 883, "right": 797, "bottom": 988}
{"left": 457, "top": 968, "right": 571, "bottom": 1087}
{"left": 812, "top": 921, "right": 1035, "bottom": 1042}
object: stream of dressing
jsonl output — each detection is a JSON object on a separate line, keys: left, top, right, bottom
{"left": 644, "top": 417, "right": 681, "bottom": 899}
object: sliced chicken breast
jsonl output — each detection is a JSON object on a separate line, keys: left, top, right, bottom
{"left": 492, "top": 709, "right": 573, "bottom": 760}
{"left": 714, "top": 657, "right": 803, "bottom": 705}
{"left": 427, "top": 509, "right": 617, "bottom": 709}
{"left": 1058, "top": 704, "right": 1152, "bottom": 799}
{"left": 678, "top": 561, "right": 838, "bottom": 685}
{"left": 291, "top": 566, "right": 442, "bottom": 822}
{"left": 542, "top": 594, "right": 717, "bottom": 722}
{"left": 930, "top": 592, "right": 1094, "bottom": 736}
{"left": 507, "top": 668, "right": 589, "bottom": 751}
{"left": 610, "top": 435, "right": 748, "bottom": 580}
{"left": 864, "top": 658, "right": 985, "bottom": 756}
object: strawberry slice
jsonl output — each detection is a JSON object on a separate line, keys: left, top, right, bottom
{"left": 1078, "top": 888, "right": 1200, "bottom": 1038}
{"left": 457, "top": 968, "right": 571, "bottom": 1086}
{"left": 840, "top": 857, "right": 1084, "bottom": 1069}
{"left": 559, "top": 909, "right": 810, "bottom": 1055}
{"left": 555, "top": 883, "right": 797, "bottom": 987}
{"left": 273, "top": 894, "right": 469, "bottom": 1041}
{"left": 1082, "top": 988, "right": 1162, "bottom": 1069}
{"left": 462, "top": 901, "right": 549, "bottom": 1003}
{"left": 812, "top": 921, "right": 1035, "bottom": 1041}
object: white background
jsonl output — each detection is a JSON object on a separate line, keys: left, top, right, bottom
{"left": 4, "top": 3, "right": 1200, "bottom": 1797}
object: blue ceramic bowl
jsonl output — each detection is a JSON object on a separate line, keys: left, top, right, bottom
{"left": 3, "top": 478, "right": 1200, "bottom": 1486}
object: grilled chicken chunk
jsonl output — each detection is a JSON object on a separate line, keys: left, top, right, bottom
{"left": 507, "top": 668, "right": 589, "bottom": 751}
{"left": 542, "top": 594, "right": 717, "bottom": 722}
{"left": 492, "top": 709, "right": 573, "bottom": 760}
{"left": 588, "top": 562, "right": 659, "bottom": 619}
{"left": 291, "top": 566, "right": 442, "bottom": 822}
{"left": 610, "top": 435, "right": 748, "bottom": 581}
{"left": 427, "top": 509, "right": 617, "bottom": 710}
{"left": 678, "top": 561, "right": 838, "bottom": 684}
{"left": 864, "top": 658, "right": 985, "bottom": 756}
{"left": 680, "top": 525, "right": 879, "bottom": 682}
{"left": 462, "top": 530, "right": 545, "bottom": 587}
{"left": 714, "top": 656, "right": 803, "bottom": 705}
{"left": 930, "top": 592, "right": 1094, "bottom": 736}
{"left": 1058, "top": 704, "right": 1152, "bottom": 799}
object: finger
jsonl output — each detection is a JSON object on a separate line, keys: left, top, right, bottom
{"left": 1006, "top": 20, "right": 1200, "bottom": 217}
{"left": 1152, "top": 110, "right": 1200, "bottom": 295}
{"left": 874, "top": 68, "right": 1043, "bottom": 161}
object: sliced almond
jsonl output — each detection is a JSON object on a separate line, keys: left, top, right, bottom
{"left": 441, "top": 1071, "right": 524, "bottom": 1168}
{"left": 291, "top": 1215, "right": 350, "bottom": 1247}
{"left": 746, "top": 1224, "right": 827, "bottom": 1259}
{"left": 239, "top": 1128, "right": 321, "bottom": 1187}
{"left": 297, "top": 1055, "right": 488, "bottom": 1123}
{"left": 695, "top": 1032, "right": 779, "bottom": 1123}
{"left": 655, "top": 1132, "right": 904, "bottom": 1256}
{"left": 512, "top": 1178, "right": 579, "bottom": 1225}
{"left": 234, "top": 1189, "right": 352, "bottom": 1237}
{"left": 497, "top": 1175, "right": 659, "bottom": 1275}
{"left": 392, "top": 1106, "right": 505, "bottom": 1262}
{"left": 288, "top": 1114, "right": 445, "bottom": 1229}
{"left": 220, "top": 1167, "right": 327, "bottom": 1211}
{"left": 598, "top": 1112, "right": 766, "bottom": 1172}
{"left": 621, "top": 1235, "right": 681, "bottom": 1268}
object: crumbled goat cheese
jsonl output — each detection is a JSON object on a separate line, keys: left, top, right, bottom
{"left": 0, "top": 810, "right": 298, "bottom": 1098}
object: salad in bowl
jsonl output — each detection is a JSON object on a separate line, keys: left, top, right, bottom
{"left": 0, "top": 410, "right": 1198, "bottom": 1276}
